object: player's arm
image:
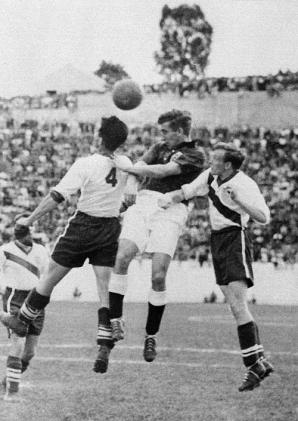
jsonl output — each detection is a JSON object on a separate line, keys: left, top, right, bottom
{"left": 0, "top": 248, "right": 7, "bottom": 295}
{"left": 123, "top": 161, "right": 182, "bottom": 178}
{"left": 222, "top": 183, "right": 270, "bottom": 224}
{"left": 159, "top": 169, "right": 210, "bottom": 208}
{"left": 17, "top": 159, "right": 86, "bottom": 227}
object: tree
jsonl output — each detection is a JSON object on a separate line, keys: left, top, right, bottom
{"left": 154, "top": 4, "right": 213, "bottom": 89}
{"left": 94, "top": 61, "right": 130, "bottom": 90}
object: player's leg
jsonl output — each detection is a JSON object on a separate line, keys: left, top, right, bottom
{"left": 143, "top": 210, "right": 184, "bottom": 362}
{"left": 143, "top": 252, "right": 171, "bottom": 362}
{"left": 92, "top": 265, "right": 115, "bottom": 374}
{"left": 21, "top": 334, "right": 39, "bottom": 374}
{"left": 21, "top": 307, "right": 44, "bottom": 374}
{"left": 220, "top": 281, "right": 267, "bottom": 391}
{"left": 109, "top": 238, "right": 139, "bottom": 341}
{"left": 0, "top": 259, "right": 71, "bottom": 336}
{"left": 109, "top": 205, "right": 148, "bottom": 341}
{"left": 4, "top": 333, "right": 25, "bottom": 401}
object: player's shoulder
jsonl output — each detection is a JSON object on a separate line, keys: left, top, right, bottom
{"left": 32, "top": 242, "right": 48, "bottom": 253}
{"left": 114, "top": 154, "right": 132, "bottom": 167}
{"left": 234, "top": 171, "right": 258, "bottom": 187}
{"left": 174, "top": 142, "right": 206, "bottom": 167}
{"left": 0, "top": 241, "right": 14, "bottom": 252}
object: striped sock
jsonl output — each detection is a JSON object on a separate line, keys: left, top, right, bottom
{"left": 19, "top": 288, "right": 50, "bottom": 323}
{"left": 238, "top": 321, "right": 262, "bottom": 367}
{"left": 253, "top": 321, "right": 265, "bottom": 359}
{"left": 97, "top": 307, "right": 114, "bottom": 349}
{"left": 6, "top": 356, "right": 22, "bottom": 393}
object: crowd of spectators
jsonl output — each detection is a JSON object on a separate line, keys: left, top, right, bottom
{"left": 144, "top": 69, "right": 298, "bottom": 98}
{"left": 0, "top": 118, "right": 297, "bottom": 266}
{"left": 0, "top": 93, "right": 78, "bottom": 112}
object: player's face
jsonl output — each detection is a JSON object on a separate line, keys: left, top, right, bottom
{"left": 210, "top": 149, "right": 229, "bottom": 175}
{"left": 160, "top": 122, "right": 184, "bottom": 148}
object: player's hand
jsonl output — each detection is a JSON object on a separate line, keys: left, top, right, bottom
{"left": 158, "top": 194, "right": 173, "bottom": 209}
{"left": 124, "top": 193, "right": 136, "bottom": 207}
{"left": 15, "top": 217, "right": 31, "bottom": 227}
{"left": 222, "top": 185, "right": 238, "bottom": 201}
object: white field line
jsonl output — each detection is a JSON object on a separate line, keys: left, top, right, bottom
{"left": 0, "top": 355, "right": 230, "bottom": 368}
{"left": 0, "top": 343, "right": 297, "bottom": 357}
{"left": 188, "top": 316, "right": 297, "bottom": 328}
{"left": 0, "top": 355, "right": 297, "bottom": 372}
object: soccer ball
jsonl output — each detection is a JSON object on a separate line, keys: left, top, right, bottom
{"left": 112, "top": 79, "right": 143, "bottom": 110}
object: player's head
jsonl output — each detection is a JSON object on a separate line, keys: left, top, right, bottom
{"left": 158, "top": 109, "right": 192, "bottom": 147}
{"left": 14, "top": 215, "right": 33, "bottom": 247}
{"left": 211, "top": 142, "right": 245, "bottom": 176}
{"left": 99, "top": 116, "right": 128, "bottom": 152}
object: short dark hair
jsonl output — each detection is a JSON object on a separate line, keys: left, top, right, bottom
{"left": 213, "top": 142, "right": 245, "bottom": 170}
{"left": 158, "top": 109, "right": 192, "bottom": 136}
{"left": 99, "top": 116, "right": 128, "bottom": 151}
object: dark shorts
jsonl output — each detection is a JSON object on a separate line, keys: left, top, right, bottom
{"left": 3, "top": 287, "right": 45, "bottom": 336}
{"left": 210, "top": 227, "right": 254, "bottom": 288}
{"left": 52, "top": 211, "right": 121, "bottom": 268}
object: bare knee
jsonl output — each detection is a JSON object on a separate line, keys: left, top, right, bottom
{"left": 152, "top": 271, "right": 167, "bottom": 292}
{"left": 114, "top": 241, "right": 138, "bottom": 273}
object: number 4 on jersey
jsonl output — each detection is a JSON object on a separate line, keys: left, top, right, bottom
{"left": 105, "top": 167, "right": 118, "bottom": 187}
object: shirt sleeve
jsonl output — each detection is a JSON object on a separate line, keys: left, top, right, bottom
{"left": 170, "top": 147, "right": 206, "bottom": 174}
{"left": 236, "top": 178, "right": 270, "bottom": 224}
{"left": 0, "top": 248, "right": 7, "bottom": 291}
{"left": 182, "top": 168, "right": 211, "bottom": 199}
{"left": 53, "top": 158, "right": 87, "bottom": 200}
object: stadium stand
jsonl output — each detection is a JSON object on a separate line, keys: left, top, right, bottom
{"left": 0, "top": 118, "right": 296, "bottom": 265}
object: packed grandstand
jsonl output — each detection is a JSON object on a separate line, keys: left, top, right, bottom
{"left": 0, "top": 112, "right": 296, "bottom": 265}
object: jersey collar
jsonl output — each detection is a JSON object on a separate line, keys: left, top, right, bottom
{"left": 217, "top": 170, "right": 239, "bottom": 186}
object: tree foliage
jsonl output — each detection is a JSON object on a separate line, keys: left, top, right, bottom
{"left": 154, "top": 4, "right": 213, "bottom": 84}
{"left": 94, "top": 60, "right": 130, "bottom": 89}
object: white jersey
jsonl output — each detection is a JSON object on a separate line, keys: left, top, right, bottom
{"left": 0, "top": 241, "right": 49, "bottom": 291}
{"left": 53, "top": 153, "right": 133, "bottom": 217}
{"left": 182, "top": 168, "right": 270, "bottom": 231}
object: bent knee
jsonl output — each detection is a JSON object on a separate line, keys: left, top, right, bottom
{"left": 115, "top": 247, "right": 137, "bottom": 272}
{"left": 152, "top": 274, "right": 167, "bottom": 292}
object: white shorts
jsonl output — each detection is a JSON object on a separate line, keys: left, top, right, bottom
{"left": 120, "top": 190, "right": 188, "bottom": 257}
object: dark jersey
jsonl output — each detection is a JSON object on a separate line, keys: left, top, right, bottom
{"left": 140, "top": 141, "right": 205, "bottom": 194}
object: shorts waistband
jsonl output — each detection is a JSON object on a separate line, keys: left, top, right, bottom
{"left": 6, "top": 286, "right": 31, "bottom": 295}
{"left": 76, "top": 211, "right": 118, "bottom": 221}
{"left": 211, "top": 226, "right": 244, "bottom": 235}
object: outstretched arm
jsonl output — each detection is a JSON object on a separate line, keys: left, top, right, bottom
{"left": 16, "top": 192, "right": 63, "bottom": 226}
{"left": 158, "top": 189, "right": 185, "bottom": 208}
{"left": 115, "top": 160, "right": 181, "bottom": 178}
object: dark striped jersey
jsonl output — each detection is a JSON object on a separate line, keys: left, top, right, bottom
{"left": 182, "top": 168, "right": 270, "bottom": 231}
{"left": 141, "top": 141, "right": 205, "bottom": 194}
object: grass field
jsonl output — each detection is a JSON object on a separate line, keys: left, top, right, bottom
{"left": 0, "top": 302, "right": 297, "bottom": 421}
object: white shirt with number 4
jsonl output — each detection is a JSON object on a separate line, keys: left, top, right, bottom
{"left": 54, "top": 154, "right": 134, "bottom": 217}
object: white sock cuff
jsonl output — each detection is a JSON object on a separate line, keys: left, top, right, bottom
{"left": 148, "top": 289, "right": 167, "bottom": 306}
{"left": 109, "top": 273, "right": 128, "bottom": 295}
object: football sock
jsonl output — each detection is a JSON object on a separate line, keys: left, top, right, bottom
{"left": 253, "top": 321, "right": 265, "bottom": 359}
{"left": 145, "top": 290, "right": 167, "bottom": 336}
{"left": 6, "top": 356, "right": 22, "bottom": 393}
{"left": 21, "top": 359, "right": 30, "bottom": 373}
{"left": 97, "top": 307, "right": 114, "bottom": 349}
{"left": 109, "top": 292, "right": 124, "bottom": 319}
{"left": 19, "top": 288, "right": 50, "bottom": 324}
{"left": 109, "top": 273, "right": 128, "bottom": 319}
{"left": 237, "top": 321, "right": 261, "bottom": 367}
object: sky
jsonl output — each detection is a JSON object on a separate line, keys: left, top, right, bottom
{"left": 0, "top": 0, "right": 297, "bottom": 97}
